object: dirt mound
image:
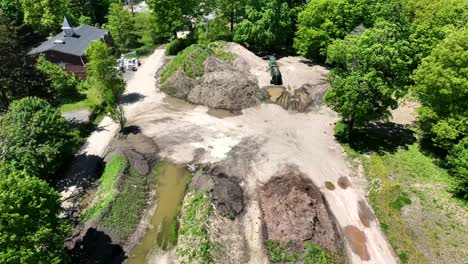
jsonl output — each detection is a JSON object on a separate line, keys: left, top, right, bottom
{"left": 160, "top": 69, "right": 197, "bottom": 99}
{"left": 259, "top": 169, "right": 341, "bottom": 253}
{"left": 190, "top": 166, "right": 245, "bottom": 219}
{"left": 106, "top": 129, "right": 159, "bottom": 176}
{"left": 187, "top": 57, "right": 262, "bottom": 111}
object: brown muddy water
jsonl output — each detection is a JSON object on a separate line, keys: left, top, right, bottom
{"left": 265, "top": 86, "right": 285, "bottom": 102}
{"left": 127, "top": 161, "right": 191, "bottom": 264}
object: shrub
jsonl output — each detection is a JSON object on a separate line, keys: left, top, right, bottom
{"left": 447, "top": 137, "right": 468, "bottom": 200}
{"left": 35, "top": 54, "right": 80, "bottom": 104}
{"left": 165, "top": 38, "right": 194, "bottom": 56}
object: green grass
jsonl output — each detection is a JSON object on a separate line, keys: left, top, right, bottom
{"left": 82, "top": 155, "right": 126, "bottom": 221}
{"left": 213, "top": 48, "right": 236, "bottom": 64}
{"left": 160, "top": 42, "right": 236, "bottom": 84}
{"left": 363, "top": 154, "right": 427, "bottom": 264}
{"left": 266, "top": 240, "right": 336, "bottom": 264}
{"left": 176, "top": 191, "right": 213, "bottom": 263}
{"left": 59, "top": 86, "right": 101, "bottom": 112}
{"left": 101, "top": 168, "right": 146, "bottom": 239}
{"left": 361, "top": 144, "right": 467, "bottom": 264}
{"left": 160, "top": 44, "right": 211, "bottom": 83}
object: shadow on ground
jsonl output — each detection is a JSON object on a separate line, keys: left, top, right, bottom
{"left": 120, "top": 125, "right": 141, "bottom": 135}
{"left": 343, "top": 122, "right": 417, "bottom": 154}
{"left": 121, "top": 92, "right": 145, "bottom": 105}
{"left": 67, "top": 227, "right": 126, "bottom": 264}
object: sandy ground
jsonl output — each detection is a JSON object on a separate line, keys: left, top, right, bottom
{"left": 125, "top": 45, "right": 396, "bottom": 263}
{"left": 64, "top": 45, "right": 397, "bottom": 263}
{"left": 390, "top": 99, "right": 420, "bottom": 125}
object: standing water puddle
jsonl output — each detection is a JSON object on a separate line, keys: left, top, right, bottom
{"left": 127, "top": 161, "right": 191, "bottom": 264}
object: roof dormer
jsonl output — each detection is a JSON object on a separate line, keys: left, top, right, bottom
{"left": 62, "top": 17, "right": 75, "bottom": 37}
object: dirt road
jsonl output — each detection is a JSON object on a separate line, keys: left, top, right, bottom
{"left": 59, "top": 48, "right": 166, "bottom": 219}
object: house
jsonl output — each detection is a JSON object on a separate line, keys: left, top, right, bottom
{"left": 29, "top": 17, "right": 109, "bottom": 80}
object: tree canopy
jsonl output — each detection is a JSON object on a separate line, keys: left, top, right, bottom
{"left": 0, "top": 15, "right": 50, "bottom": 110}
{"left": 35, "top": 55, "right": 79, "bottom": 103}
{"left": 413, "top": 27, "right": 468, "bottom": 152}
{"left": 18, "top": 0, "right": 70, "bottom": 35}
{"left": 106, "top": 3, "right": 136, "bottom": 53}
{"left": 294, "top": 0, "right": 362, "bottom": 62}
{"left": 85, "top": 41, "right": 124, "bottom": 108}
{"left": 148, "top": 0, "right": 197, "bottom": 39}
{"left": 234, "top": 0, "right": 304, "bottom": 51}
{"left": 325, "top": 20, "right": 412, "bottom": 132}
{"left": 0, "top": 97, "right": 76, "bottom": 176}
{"left": 0, "top": 169, "right": 69, "bottom": 263}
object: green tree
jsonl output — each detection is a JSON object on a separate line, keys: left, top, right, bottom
{"left": 0, "top": 97, "right": 76, "bottom": 176}
{"left": 325, "top": 21, "right": 412, "bottom": 134}
{"left": 0, "top": 14, "right": 50, "bottom": 110}
{"left": 35, "top": 55, "right": 80, "bottom": 103}
{"left": 85, "top": 41, "right": 124, "bottom": 107}
{"left": 404, "top": 0, "right": 468, "bottom": 63}
{"left": 106, "top": 3, "right": 136, "bottom": 53}
{"left": 447, "top": 137, "right": 468, "bottom": 200}
{"left": 71, "top": 0, "right": 115, "bottom": 25}
{"left": 19, "top": 0, "right": 70, "bottom": 35}
{"left": 413, "top": 27, "right": 468, "bottom": 152}
{"left": 0, "top": 0, "right": 23, "bottom": 22}
{"left": 0, "top": 169, "right": 70, "bottom": 263}
{"left": 148, "top": 0, "right": 197, "bottom": 39}
{"left": 234, "top": 0, "right": 301, "bottom": 51}
{"left": 216, "top": 0, "right": 246, "bottom": 32}
{"left": 294, "top": 0, "right": 362, "bottom": 62}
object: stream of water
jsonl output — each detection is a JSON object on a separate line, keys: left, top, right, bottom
{"left": 127, "top": 161, "right": 191, "bottom": 264}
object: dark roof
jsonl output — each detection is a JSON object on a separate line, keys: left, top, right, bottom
{"left": 29, "top": 25, "right": 109, "bottom": 57}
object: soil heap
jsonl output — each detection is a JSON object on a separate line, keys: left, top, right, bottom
{"left": 160, "top": 45, "right": 267, "bottom": 111}
{"left": 259, "top": 169, "right": 341, "bottom": 254}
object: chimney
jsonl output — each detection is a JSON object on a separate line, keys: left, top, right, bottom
{"left": 62, "top": 17, "right": 75, "bottom": 37}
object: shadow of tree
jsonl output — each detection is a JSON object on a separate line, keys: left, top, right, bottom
{"left": 341, "top": 122, "right": 417, "bottom": 154}
{"left": 120, "top": 125, "right": 141, "bottom": 135}
{"left": 67, "top": 227, "right": 126, "bottom": 264}
{"left": 120, "top": 92, "right": 145, "bottom": 105}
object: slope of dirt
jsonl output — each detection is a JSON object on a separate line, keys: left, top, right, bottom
{"left": 187, "top": 57, "right": 262, "bottom": 111}
{"left": 259, "top": 168, "right": 342, "bottom": 254}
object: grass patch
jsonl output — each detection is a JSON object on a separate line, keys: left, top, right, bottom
{"left": 59, "top": 86, "right": 101, "bottom": 113}
{"left": 212, "top": 48, "right": 235, "bottom": 63}
{"left": 160, "top": 44, "right": 211, "bottom": 83}
{"left": 176, "top": 191, "right": 213, "bottom": 263}
{"left": 360, "top": 144, "right": 468, "bottom": 264}
{"left": 266, "top": 240, "right": 337, "bottom": 264}
{"left": 160, "top": 42, "right": 236, "bottom": 84}
{"left": 100, "top": 168, "right": 146, "bottom": 239}
{"left": 363, "top": 154, "right": 427, "bottom": 264}
{"left": 82, "top": 155, "right": 126, "bottom": 221}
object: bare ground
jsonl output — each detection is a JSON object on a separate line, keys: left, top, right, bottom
{"left": 65, "top": 44, "right": 398, "bottom": 263}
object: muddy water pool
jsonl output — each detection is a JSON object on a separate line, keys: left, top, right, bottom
{"left": 127, "top": 161, "right": 191, "bottom": 264}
